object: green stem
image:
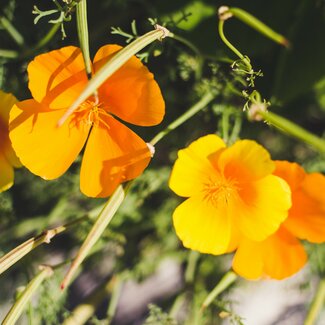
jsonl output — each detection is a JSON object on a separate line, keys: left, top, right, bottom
{"left": 0, "top": 16, "right": 24, "bottom": 47}
{"left": 61, "top": 185, "right": 130, "bottom": 289}
{"left": 58, "top": 25, "right": 170, "bottom": 127}
{"left": 0, "top": 49, "right": 18, "bottom": 59}
{"left": 258, "top": 110, "right": 325, "bottom": 154}
{"left": 228, "top": 7, "right": 289, "bottom": 47}
{"left": 150, "top": 91, "right": 216, "bottom": 146}
{"left": 0, "top": 215, "right": 88, "bottom": 276}
{"left": 222, "top": 109, "right": 230, "bottom": 143}
{"left": 107, "top": 275, "right": 124, "bottom": 323}
{"left": 76, "top": 0, "right": 92, "bottom": 77}
{"left": 170, "top": 33, "right": 204, "bottom": 78}
{"left": 2, "top": 266, "right": 53, "bottom": 325}
{"left": 18, "top": 23, "right": 61, "bottom": 60}
{"left": 185, "top": 251, "right": 200, "bottom": 284}
{"left": 304, "top": 278, "right": 325, "bottom": 325}
{"left": 200, "top": 271, "right": 237, "bottom": 312}
{"left": 218, "top": 20, "right": 252, "bottom": 71}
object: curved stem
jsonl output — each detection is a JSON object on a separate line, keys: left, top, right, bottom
{"left": 304, "top": 277, "right": 325, "bottom": 325}
{"left": 150, "top": 91, "right": 216, "bottom": 146}
{"left": 170, "top": 33, "right": 201, "bottom": 58}
{"left": 200, "top": 271, "right": 237, "bottom": 312}
{"left": 218, "top": 20, "right": 252, "bottom": 71}
{"left": 170, "top": 33, "right": 204, "bottom": 78}
{"left": 19, "top": 23, "right": 60, "bottom": 59}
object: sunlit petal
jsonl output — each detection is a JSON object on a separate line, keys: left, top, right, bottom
{"left": 93, "top": 44, "right": 165, "bottom": 126}
{"left": 9, "top": 99, "right": 90, "bottom": 179}
{"left": 80, "top": 114, "right": 151, "bottom": 198}
{"left": 216, "top": 140, "right": 274, "bottom": 182}
{"left": 28, "top": 46, "right": 88, "bottom": 109}
{"left": 173, "top": 195, "right": 231, "bottom": 255}
{"left": 232, "top": 175, "right": 291, "bottom": 241}
{"left": 169, "top": 134, "right": 226, "bottom": 197}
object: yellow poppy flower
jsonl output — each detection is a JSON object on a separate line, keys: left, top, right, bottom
{"left": 0, "top": 90, "right": 21, "bottom": 192}
{"left": 9, "top": 45, "right": 165, "bottom": 197}
{"left": 169, "top": 134, "right": 291, "bottom": 255}
{"left": 233, "top": 161, "right": 325, "bottom": 280}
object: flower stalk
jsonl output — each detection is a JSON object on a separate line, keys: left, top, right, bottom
{"left": 0, "top": 16, "right": 24, "bottom": 47}
{"left": 150, "top": 91, "right": 216, "bottom": 146}
{"left": 76, "top": 0, "right": 92, "bottom": 77}
{"left": 222, "top": 7, "right": 289, "bottom": 47}
{"left": 256, "top": 109, "right": 325, "bottom": 154}
{"left": 304, "top": 277, "right": 325, "bottom": 325}
{"left": 0, "top": 216, "right": 88, "bottom": 276}
{"left": 2, "top": 266, "right": 53, "bottom": 325}
{"left": 61, "top": 184, "right": 130, "bottom": 289}
{"left": 200, "top": 271, "right": 237, "bottom": 311}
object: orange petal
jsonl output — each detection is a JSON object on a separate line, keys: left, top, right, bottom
{"left": 173, "top": 195, "right": 231, "bottom": 255}
{"left": 80, "top": 114, "right": 151, "bottom": 198}
{"left": 93, "top": 44, "right": 165, "bottom": 126}
{"left": 284, "top": 172, "right": 325, "bottom": 243}
{"left": 233, "top": 228, "right": 307, "bottom": 280}
{"left": 215, "top": 140, "right": 274, "bottom": 182}
{"left": 27, "top": 46, "right": 88, "bottom": 109}
{"left": 0, "top": 151, "right": 14, "bottom": 192}
{"left": 169, "top": 134, "right": 226, "bottom": 197}
{"left": 274, "top": 160, "right": 305, "bottom": 191}
{"left": 9, "top": 99, "right": 90, "bottom": 179}
{"left": 232, "top": 175, "right": 291, "bottom": 241}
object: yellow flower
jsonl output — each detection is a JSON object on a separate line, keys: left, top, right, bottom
{"left": 232, "top": 161, "right": 325, "bottom": 280}
{"left": 0, "top": 90, "right": 21, "bottom": 192}
{"left": 169, "top": 134, "right": 291, "bottom": 255}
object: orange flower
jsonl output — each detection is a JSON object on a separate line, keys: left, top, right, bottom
{"left": 232, "top": 161, "right": 325, "bottom": 280}
{"left": 0, "top": 90, "right": 21, "bottom": 192}
{"left": 9, "top": 45, "right": 165, "bottom": 197}
{"left": 169, "top": 134, "right": 291, "bottom": 255}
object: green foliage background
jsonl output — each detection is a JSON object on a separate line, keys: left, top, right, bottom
{"left": 1, "top": 0, "right": 325, "bottom": 324}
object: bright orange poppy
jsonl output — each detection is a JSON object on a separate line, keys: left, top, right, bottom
{"left": 232, "top": 161, "right": 325, "bottom": 280}
{"left": 9, "top": 45, "right": 165, "bottom": 197}
{"left": 0, "top": 90, "right": 21, "bottom": 192}
{"left": 169, "top": 134, "right": 291, "bottom": 255}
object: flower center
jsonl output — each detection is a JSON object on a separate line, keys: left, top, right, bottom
{"left": 70, "top": 99, "right": 110, "bottom": 129}
{"left": 203, "top": 176, "right": 239, "bottom": 207}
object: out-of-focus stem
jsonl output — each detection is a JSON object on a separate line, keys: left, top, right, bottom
{"left": 304, "top": 277, "right": 325, "bottom": 325}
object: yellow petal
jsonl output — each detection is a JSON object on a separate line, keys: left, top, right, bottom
{"left": 80, "top": 114, "right": 151, "bottom": 198}
{"left": 0, "top": 151, "right": 14, "bottom": 192}
{"left": 169, "top": 134, "right": 226, "bottom": 197}
{"left": 216, "top": 140, "right": 274, "bottom": 182}
{"left": 233, "top": 228, "right": 307, "bottom": 280}
{"left": 9, "top": 99, "right": 90, "bottom": 179}
{"left": 27, "top": 46, "right": 88, "bottom": 109}
{"left": 173, "top": 195, "right": 231, "bottom": 255}
{"left": 93, "top": 44, "right": 165, "bottom": 126}
{"left": 0, "top": 90, "right": 20, "bottom": 167}
{"left": 232, "top": 175, "right": 291, "bottom": 241}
